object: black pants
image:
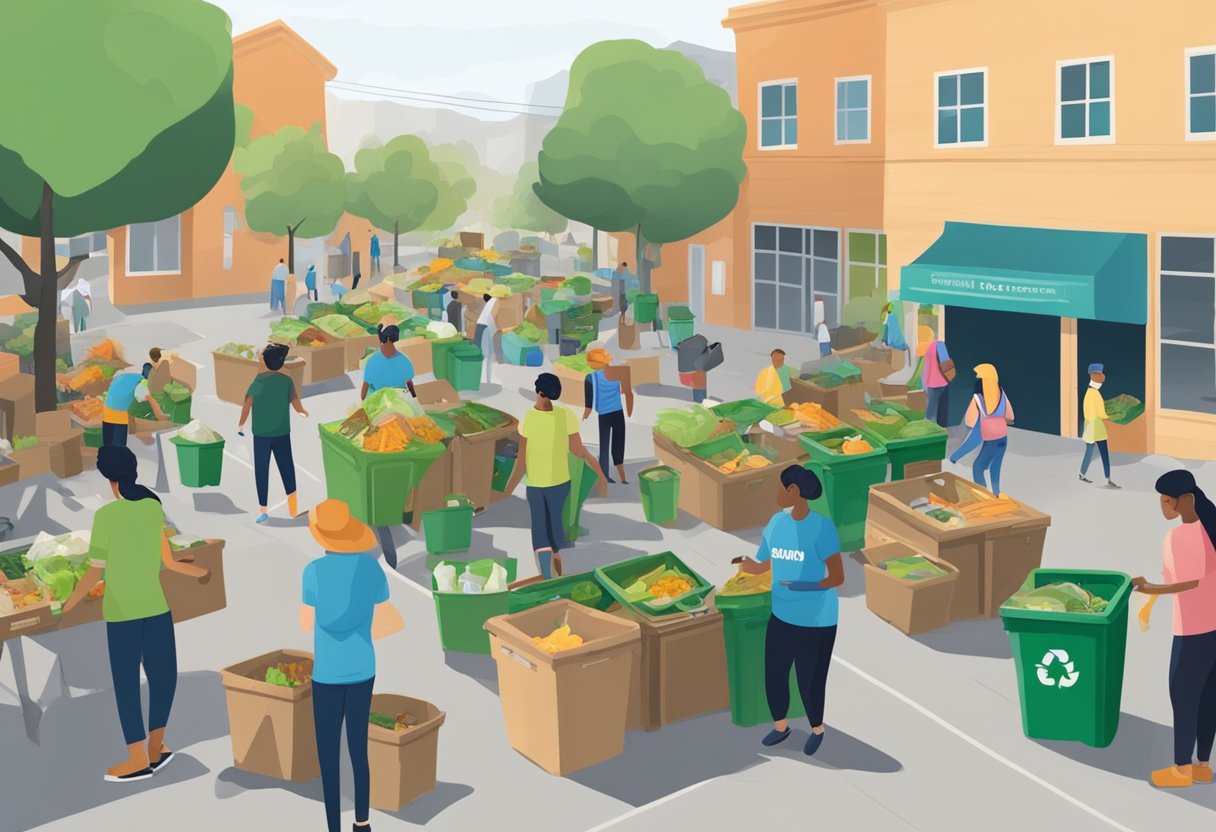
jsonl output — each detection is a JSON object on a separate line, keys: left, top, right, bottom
{"left": 253, "top": 434, "right": 297, "bottom": 507}
{"left": 307, "top": 288, "right": 319, "bottom": 301}
{"left": 598, "top": 410, "right": 626, "bottom": 475}
{"left": 765, "top": 615, "right": 836, "bottom": 726}
{"left": 102, "top": 421, "right": 129, "bottom": 447}
{"left": 1169, "top": 629, "right": 1216, "bottom": 765}
{"left": 107, "top": 611, "right": 177, "bottom": 746}
{"left": 313, "top": 677, "right": 374, "bottom": 832}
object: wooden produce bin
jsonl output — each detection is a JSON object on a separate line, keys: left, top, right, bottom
{"left": 212, "top": 351, "right": 306, "bottom": 406}
{"left": 652, "top": 431, "right": 808, "bottom": 532}
{"left": 785, "top": 377, "right": 866, "bottom": 421}
{"left": 865, "top": 472, "right": 1050, "bottom": 620}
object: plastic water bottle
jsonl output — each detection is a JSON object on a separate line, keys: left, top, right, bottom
{"left": 460, "top": 565, "right": 486, "bottom": 595}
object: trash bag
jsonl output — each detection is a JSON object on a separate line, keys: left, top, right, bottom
{"left": 693, "top": 342, "right": 724, "bottom": 372}
{"left": 426, "top": 320, "right": 459, "bottom": 339}
{"left": 176, "top": 420, "right": 222, "bottom": 444}
{"left": 676, "top": 334, "right": 709, "bottom": 373}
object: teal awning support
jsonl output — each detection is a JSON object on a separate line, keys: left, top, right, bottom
{"left": 899, "top": 222, "right": 1147, "bottom": 325}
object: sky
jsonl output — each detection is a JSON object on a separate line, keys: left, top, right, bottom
{"left": 220, "top": 0, "right": 736, "bottom": 117}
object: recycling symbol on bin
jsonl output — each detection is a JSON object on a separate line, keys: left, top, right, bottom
{"left": 1035, "top": 649, "right": 1079, "bottom": 689}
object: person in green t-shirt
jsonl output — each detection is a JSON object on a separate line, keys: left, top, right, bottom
{"left": 238, "top": 344, "right": 309, "bottom": 524}
{"left": 64, "top": 446, "right": 209, "bottom": 783}
{"left": 504, "top": 372, "right": 606, "bottom": 578}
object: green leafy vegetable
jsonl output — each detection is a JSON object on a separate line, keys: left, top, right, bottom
{"left": 264, "top": 666, "right": 300, "bottom": 687}
{"left": 12, "top": 435, "right": 39, "bottom": 450}
{"left": 1005, "top": 582, "right": 1109, "bottom": 614}
{"left": 653, "top": 405, "right": 721, "bottom": 448}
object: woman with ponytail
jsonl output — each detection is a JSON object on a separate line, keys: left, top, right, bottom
{"left": 64, "top": 446, "right": 209, "bottom": 783}
{"left": 1134, "top": 469, "right": 1216, "bottom": 788}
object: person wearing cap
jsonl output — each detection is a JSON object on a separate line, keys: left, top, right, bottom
{"left": 754, "top": 349, "right": 791, "bottom": 407}
{"left": 1080, "top": 363, "right": 1120, "bottom": 489}
{"left": 361, "top": 323, "right": 416, "bottom": 400}
{"left": 301, "top": 499, "right": 404, "bottom": 832}
{"left": 583, "top": 348, "right": 633, "bottom": 485}
{"left": 101, "top": 363, "right": 166, "bottom": 447}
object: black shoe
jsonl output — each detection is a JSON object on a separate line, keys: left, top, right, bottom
{"left": 104, "top": 767, "right": 154, "bottom": 783}
{"left": 761, "top": 727, "right": 791, "bottom": 747}
{"left": 804, "top": 730, "right": 825, "bottom": 756}
{"left": 150, "top": 750, "right": 175, "bottom": 774}
{"left": 1079, "top": 474, "right": 1092, "bottom": 484}
{"left": 352, "top": 824, "right": 373, "bottom": 832}
{"left": 605, "top": 477, "right": 617, "bottom": 484}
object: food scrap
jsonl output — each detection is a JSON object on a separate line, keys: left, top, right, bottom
{"left": 532, "top": 624, "right": 585, "bottom": 654}
{"left": 264, "top": 661, "right": 312, "bottom": 687}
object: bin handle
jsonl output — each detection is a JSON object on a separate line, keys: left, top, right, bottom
{"left": 580, "top": 656, "right": 612, "bottom": 669}
{"left": 499, "top": 645, "right": 536, "bottom": 671}
{"left": 674, "top": 596, "right": 708, "bottom": 614}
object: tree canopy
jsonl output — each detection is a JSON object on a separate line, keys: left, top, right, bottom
{"left": 344, "top": 135, "right": 447, "bottom": 235}
{"left": 496, "top": 161, "right": 568, "bottom": 235}
{"left": 422, "top": 142, "right": 477, "bottom": 232}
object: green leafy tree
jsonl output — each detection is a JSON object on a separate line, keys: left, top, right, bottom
{"left": 422, "top": 143, "right": 477, "bottom": 234}
{"left": 495, "top": 161, "right": 568, "bottom": 237}
{"left": 234, "top": 123, "right": 346, "bottom": 273}
{"left": 0, "top": 0, "right": 235, "bottom": 411}
{"left": 535, "top": 40, "right": 745, "bottom": 291}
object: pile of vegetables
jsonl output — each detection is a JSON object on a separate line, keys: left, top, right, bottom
{"left": 497, "top": 274, "right": 538, "bottom": 295}
{"left": 560, "top": 275, "right": 592, "bottom": 296}
{"left": 162, "top": 380, "right": 192, "bottom": 403}
{"left": 786, "top": 402, "right": 841, "bottom": 430}
{"left": 1105, "top": 394, "right": 1144, "bottom": 425}
{"left": 912, "top": 480, "right": 1023, "bottom": 527}
{"left": 532, "top": 624, "right": 585, "bottom": 654}
{"left": 705, "top": 446, "right": 774, "bottom": 474}
{"left": 879, "top": 555, "right": 949, "bottom": 581}
{"left": 269, "top": 317, "right": 326, "bottom": 347}
{"left": 512, "top": 321, "right": 546, "bottom": 344}
{"left": 217, "top": 342, "right": 258, "bottom": 361}
{"left": 819, "top": 434, "right": 875, "bottom": 455}
{"left": 84, "top": 339, "right": 125, "bottom": 363}
{"left": 352, "top": 301, "right": 410, "bottom": 326}
{"left": 12, "top": 436, "right": 40, "bottom": 451}
{"left": 62, "top": 397, "right": 104, "bottom": 424}
{"left": 1004, "top": 582, "right": 1109, "bottom": 614}
{"left": 264, "top": 660, "right": 312, "bottom": 688}
{"left": 654, "top": 405, "right": 730, "bottom": 448}
{"left": 431, "top": 402, "right": 512, "bottom": 437}
{"left": 619, "top": 563, "right": 699, "bottom": 609}
{"left": 0, "top": 551, "right": 32, "bottom": 580}
{"left": 32, "top": 555, "right": 89, "bottom": 604}
{"left": 896, "top": 420, "right": 943, "bottom": 439}
{"left": 852, "top": 407, "right": 907, "bottom": 439}
{"left": 332, "top": 388, "right": 448, "bottom": 453}
{"left": 312, "top": 314, "right": 370, "bottom": 340}
{"left": 369, "top": 711, "right": 422, "bottom": 732}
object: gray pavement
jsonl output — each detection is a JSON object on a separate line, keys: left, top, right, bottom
{"left": 2, "top": 288, "right": 1214, "bottom": 832}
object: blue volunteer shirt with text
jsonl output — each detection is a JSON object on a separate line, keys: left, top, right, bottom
{"left": 755, "top": 509, "right": 841, "bottom": 627}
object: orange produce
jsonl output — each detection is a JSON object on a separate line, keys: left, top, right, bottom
{"left": 64, "top": 366, "right": 106, "bottom": 392}
{"left": 84, "top": 339, "right": 123, "bottom": 363}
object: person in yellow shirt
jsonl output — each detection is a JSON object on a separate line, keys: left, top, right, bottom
{"left": 754, "top": 349, "right": 792, "bottom": 407}
{"left": 1080, "top": 363, "right": 1119, "bottom": 489}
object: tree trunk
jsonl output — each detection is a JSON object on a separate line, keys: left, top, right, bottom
{"left": 393, "top": 221, "right": 400, "bottom": 268}
{"left": 286, "top": 227, "right": 295, "bottom": 274}
{"left": 591, "top": 227, "right": 598, "bottom": 270}
{"left": 34, "top": 185, "right": 59, "bottom": 412}
{"left": 635, "top": 226, "right": 653, "bottom": 295}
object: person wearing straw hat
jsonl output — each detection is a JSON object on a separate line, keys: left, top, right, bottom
{"left": 300, "top": 499, "right": 404, "bottom": 832}
{"left": 583, "top": 347, "right": 633, "bottom": 485}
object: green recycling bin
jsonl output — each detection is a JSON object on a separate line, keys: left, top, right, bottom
{"left": 170, "top": 436, "right": 225, "bottom": 488}
{"left": 507, "top": 571, "right": 613, "bottom": 614}
{"left": 799, "top": 427, "right": 889, "bottom": 552}
{"left": 431, "top": 558, "right": 518, "bottom": 654}
{"left": 864, "top": 402, "right": 947, "bottom": 481}
{"left": 446, "top": 342, "right": 484, "bottom": 392}
{"left": 1000, "top": 569, "right": 1132, "bottom": 748}
{"left": 666, "top": 318, "right": 695, "bottom": 347}
{"left": 421, "top": 504, "right": 475, "bottom": 555}
{"left": 564, "top": 453, "right": 597, "bottom": 541}
{"left": 638, "top": 465, "right": 681, "bottom": 524}
{"left": 717, "top": 592, "right": 806, "bottom": 727}
{"left": 634, "top": 293, "right": 659, "bottom": 324}
{"left": 82, "top": 425, "right": 103, "bottom": 448}
{"left": 492, "top": 454, "right": 514, "bottom": 492}
{"left": 318, "top": 422, "right": 446, "bottom": 526}
{"left": 429, "top": 336, "right": 464, "bottom": 382}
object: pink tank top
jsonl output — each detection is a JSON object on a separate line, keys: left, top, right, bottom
{"left": 923, "top": 341, "right": 948, "bottom": 389}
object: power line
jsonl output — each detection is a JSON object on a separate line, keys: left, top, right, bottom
{"left": 325, "top": 79, "right": 566, "bottom": 110}
{"left": 327, "top": 83, "right": 560, "bottom": 118}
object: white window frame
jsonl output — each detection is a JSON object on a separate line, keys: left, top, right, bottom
{"left": 934, "top": 67, "right": 989, "bottom": 148}
{"left": 1055, "top": 56, "right": 1115, "bottom": 145}
{"left": 1157, "top": 232, "right": 1216, "bottom": 415}
{"left": 1186, "top": 46, "right": 1216, "bottom": 142}
{"left": 845, "top": 228, "right": 887, "bottom": 301}
{"left": 125, "top": 215, "right": 182, "bottom": 276}
{"left": 758, "top": 78, "right": 798, "bottom": 151}
{"left": 223, "top": 206, "right": 236, "bottom": 271}
{"left": 834, "top": 75, "right": 872, "bottom": 145}
{"left": 750, "top": 222, "right": 841, "bottom": 333}
{"left": 711, "top": 260, "right": 726, "bottom": 296}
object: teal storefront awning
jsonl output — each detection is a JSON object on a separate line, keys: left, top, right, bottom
{"left": 900, "top": 222, "right": 1147, "bottom": 325}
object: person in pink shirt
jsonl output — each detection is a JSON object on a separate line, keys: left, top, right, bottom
{"left": 1133, "top": 469, "right": 1216, "bottom": 789}
{"left": 920, "top": 329, "right": 955, "bottom": 427}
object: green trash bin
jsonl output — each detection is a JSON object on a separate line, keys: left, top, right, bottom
{"left": 507, "top": 571, "right": 614, "bottom": 614}
{"left": 318, "top": 422, "right": 446, "bottom": 526}
{"left": 711, "top": 399, "right": 780, "bottom": 435}
{"left": 82, "top": 425, "right": 103, "bottom": 448}
{"left": 564, "top": 453, "right": 597, "bottom": 541}
{"left": 864, "top": 402, "right": 948, "bottom": 481}
{"left": 431, "top": 558, "right": 518, "bottom": 654}
{"left": 430, "top": 336, "right": 464, "bottom": 382}
{"left": 1000, "top": 569, "right": 1132, "bottom": 748}
{"left": 634, "top": 293, "right": 659, "bottom": 324}
{"left": 595, "top": 551, "right": 714, "bottom": 618}
{"left": 716, "top": 591, "right": 806, "bottom": 727}
{"left": 170, "top": 436, "right": 225, "bottom": 488}
{"left": 799, "top": 427, "right": 889, "bottom": 551}
{"left": 422, "top": 504, "right": 475, "bottom": 555}
{"left": 666, "top": 318, "right": 695, "bottom": 347}
{"left": 638, "top": 466, "right": 681, "bottom": 524}
{"left": 446, "top": 342, "right": 484, "bottom": 392}
{"left": 492, "top": 454, "right": 514, "bottom": 492}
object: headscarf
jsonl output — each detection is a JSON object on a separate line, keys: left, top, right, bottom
{"left": 974, "top": 364, "right": 1001, "bottom": 414}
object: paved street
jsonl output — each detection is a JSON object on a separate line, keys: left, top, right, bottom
{"left": 3, "top": 285, "right": 1215, "bottom": 832}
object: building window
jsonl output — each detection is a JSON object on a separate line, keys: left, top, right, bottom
{"left": 711, "top": 260, "right": 726, "bottom": 296}
{"left": 127, "top": 215, "right": 181, "bottom": 275}
{"left": 223, "top": 206, "right": 236, "bottom": 270}
{"left": 1160, "top": 235, "right": 1216, "bottom": 413}
{"left": 759, "top": 81, "right": 797, "bottom": 149}
{"left": 752, "top": 224, "right": 840, "bottom": 333}
{"left": 1187, "top": 47, "right": 1216, "bottom": 139}
{"left": 936, "top": 69, "right": 987, "bottom": 146}
{"left": 847, "top": 230, "right": 887, "bottom": 300}
{"left": 1057, "top": 57, "right": 1113, "bottom": 143}
{"left": 835, "top": 76, "right": 870, "bottom": 143}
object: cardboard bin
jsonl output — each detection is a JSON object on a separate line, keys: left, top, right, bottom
{"left": 861, "top": 541, "right": 959, "bottom": 635}
{"left": 0, "top": 373, "right": 35, "bottom": 441}
{"left": 367, "top": 693, "right": 445, "bottom": 812}
{"left": 212, "top": 351, "right": 306, "bottom": 406}
{"left": 407, "top": 444, "right": 453, "bottom": 531}
{"left": 221, "top": 649, "right": 320, "bottom": 782}
{"left": 292, "top": 338, "right": 346, "bottom": 386}
{"left": 0, "top": 458, "right": 19, "bottom": 486}
{"left": 342, "top": 334, "right": 380, "bottom": 372}
{"left": 399, "top": 336, "right": 434, "bottom": 377}
{"left": 0, "top": 577, "right": 56, "bottom": 641}
{"left": 785, "top": 376, "right": 866, "bottom": 420}
{"left": 484, "top": 600, "right": 640, "bottom": 776}
{"left": 611, "top": 604, "right": 729, "bottom": 731}
{"left": 450, "top": 418, "right": 519, "bottom": 510}
{"left": 550, "top": 362, "right": 589, "bottom": 406}
{"left": 623, "top": 354, "right": 660, "bottom": 386}
{"left": 414, "top": 379, "right": 460, "bottom": 408}
{"left": 8, "top": 443, "right": 51, "bottom": 480}
{"left": 162, "top": 539, "right": 227, "bottom": 624}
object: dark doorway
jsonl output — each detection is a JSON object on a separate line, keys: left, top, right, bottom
{"left": 944, "top": 307, "right": 1061, "bottom": 434}
{"left": 1076, "top": 320, "right": 1146, "bottom": 435}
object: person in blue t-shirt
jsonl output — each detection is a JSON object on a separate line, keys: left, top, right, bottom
{"left": 360, "top": 323, "right": 416, "bottom": 400}
{"left": 301, "top": 499, "right": 404, "bottom": 832}
{"left": 739, "top": 465, "right": 844, "bottom": 756}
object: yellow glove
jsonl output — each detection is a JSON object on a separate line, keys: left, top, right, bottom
{"left": 1138, "top": 595, "right": 1159, "bottom": 633}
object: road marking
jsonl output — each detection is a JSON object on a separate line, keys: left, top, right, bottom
{"left": 832, "top": 655, "right": 1139, "bottom": 832}
{"left": 384, "top": 564, "right": 431, "bottom": 598}
{"left": 581, "top": 776, "right": 723, "bottom": 832}
{"left": 223, "top": 450, "right": 253, "bottom": 470}
{"left": 297, "top": 466, "right": 321, "bottom": 484}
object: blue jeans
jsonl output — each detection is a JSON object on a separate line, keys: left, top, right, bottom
{"left": 924, "top": 385, "right": 950, "bottom": 427}
{"left": 107, "top": 611, "right": 177, "bottom": 746}
{"left": 75, "top": 316, "right": 87, "bottom": 332}
{"left": 819, "top": 342, "right": 832, "bottom": 358}
{"left": 527, "top": 481, "right": 571, "bottom": 577}
{"left": 313, "top": 677, "right": 374, "bottom": 832}
{"left": 950, "top": 421, "right": 983, "bottom": 464}
{"left": 253, "top": 434, "right": 296, "bottom": 508}
{"left": 973, "top": 437, "right": 1008, "bottom": 495}
{"left": 270, "top": 280, "right": 286, "bottom": 313}
{"left": 102, "top": 421, "right": 129, "bottom": 448}
{"left": 1081, "top": 440, "right": 1111, "bottom": 479}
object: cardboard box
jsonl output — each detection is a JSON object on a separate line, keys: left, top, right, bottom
{"left": 81, "top": 446, "right": 97, "bottom": 472}
{"left": 1106, "top": 414, "right": 1148, "bottom": 455}
{"left": 59, "top": 585, "right": 104, "bottom": 629}
{"left": 611, "top": 605, "right": 729, "bottom": 731}
{"left": 652, "top": 431, "right": 808, "bottom": 532}
{"left": 485, "top": 600, "right": 641, "bottom": 776}
{"left": 221, "top": 649, "right": 320, "bottom": 782}
{"left": 459, "top": 231, "right": 484, "bottom": 250}
{"left": 623, "top": 354, "right": 660, "bottom": 386}
{"left": 414, "top": 379, "right": 459, "bottom": 408}
{"left": 148, "top": 356, "right": 199, "bottom": 396}
{"left": 0, "top": 352, "right": 18, "bottom": 381}
{"left": 450, "top": 418, "right": 519, "bottom": 510}
{"left": 399, "top": 337, "right": 433, "bottom": 377}
{"left": 551, "top": 363, "right": 588, "bottom": 406}
{"left": 8, "top": 443, "right": 50, "bottom": 480}
{"left": 0, "top": 578, "right": 56, "bottom": 642}
{"left": 0, "top": 458, "right": 19, "bottom": 486}
{"left": 367, "top": 693, "right": 445, "bottom": 812}
{"left": 342, "top": 334, "right": 380, "bottom": 372}
{"left": 35, "top": 410, "right": 71, "bottom": 436}
{"left": 861, "top": 541, "right": 959, "bottom": 635}
{"left": 407, "top": 445, "right": 453, "bottom": 530}
{"left": 49, "top": 431, "right": 84, "bottom": 478}
{"left": 785, "top": 377, "right": 866, "bottom": 420}
{"left": 0, "top": 373, "right": 35, "bottom": 441}
{"left": 617, "top": 317, "right": 639, "bottom": 351}
{"left": 162, "top": 539, "right": 227, "bottom": 624}
{"left": 212, "top": 351, "right": 307, "bottom": 406}
{"left": 293, "top": 339, "right": 346, "bottom": 386}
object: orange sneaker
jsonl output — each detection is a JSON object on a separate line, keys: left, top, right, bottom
{"left": 287, "top": 493, "right": 299, "bottom": 518}
{"left": 1194, "top": 764, "right": 1212, "bottom": 784}
{"left": 1151, "top": 765, "right": 1193, "bottom": 788}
